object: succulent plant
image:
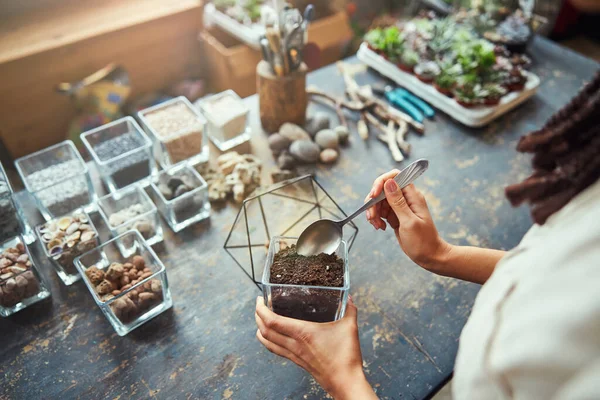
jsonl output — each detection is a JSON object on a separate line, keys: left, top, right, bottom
{"left": 400, "top": 49, "right": 420, "bottom": 67}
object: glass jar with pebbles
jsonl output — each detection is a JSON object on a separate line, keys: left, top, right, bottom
{"left": 36, "top": 209, "right": 99, "bottom": 285}
{"left": 0, "top": 235, "right": 50, "bottom": 317}
{"left": 97, "top": 185, "right": 162, "bottom": 247}
{"left": 262, "top": 236, "right": 350, "bottom": 323}
{"left": 150, "top": 162, "right": 210, "bottom": 232}
{"left": 15, "top": 140, "right": 95, "bottom": 221}
{"left": 138, "top": 96, "right": 209, "bottom": 169}
{"left": 74, "top": 230, "right": 172, "bottom": 336}
{"left": 197, "top": 90, "right": 251, "bottom": 152}
{"left": 81, "top": 117, "right": 155, "bottom": 193}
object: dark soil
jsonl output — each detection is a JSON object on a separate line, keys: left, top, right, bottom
{"left": 269, "top": 245, "right": 345, "bottom": 323}
{"left": 269, "top": 245, "right": 344, "bottom": 287}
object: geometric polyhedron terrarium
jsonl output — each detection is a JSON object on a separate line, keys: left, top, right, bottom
{"left": 224, "top": 174, "right": 358, "bottom": 287}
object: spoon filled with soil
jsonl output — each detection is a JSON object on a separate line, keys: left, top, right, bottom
{"left": 297, "top": 159, "right": 429, "bottom": 256}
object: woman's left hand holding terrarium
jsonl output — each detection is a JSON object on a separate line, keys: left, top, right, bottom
{"left": 254, "top": 297, "right": 378, "bottom": 400}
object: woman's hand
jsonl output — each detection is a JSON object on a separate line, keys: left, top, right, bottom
{"left": 255, "top": 297, "right": 377, "bottom": 400}
{"left": 365, "top": 170, "right": 451, "bottom": 272}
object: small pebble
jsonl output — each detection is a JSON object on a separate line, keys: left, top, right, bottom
{"left": 290, "top": 140, "right": 320, "bottom": 163}
{"left": 334, "top": 125, "right": 350, "bottom": 144}
{"left": 268, "top": 133, "right": 291, "bottom": 155}
{"left": 279, "top": 123, "right": 311, "bottom": 142}
{"left": 315, "top": 129, "right": 339, "bottom": 149}
{"left": 304, "top": 112, "right": 331, "bottom": 137}
{"left": 277, "top": 151, "right": 297, "bottom": 170}
{"left": 158, "top": 183, "right": 173, "bottom": 199}
{"left": 319, "top": 149, "right": 339, "bottom": 164}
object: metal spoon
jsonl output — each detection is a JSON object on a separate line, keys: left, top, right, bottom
{"left": 296, "top": 159, "right": 429, "bottom": 256}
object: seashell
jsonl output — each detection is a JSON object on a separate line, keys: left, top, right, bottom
{"left": 79, "top": 224, "right": 92, "bottom": 231}
{"left": 66, "top": 222, "right": 80, "bottom": 235}
{"left": 47, "top": 238, "right": 63, "bottom": 250}
{"left": 45, "top": 222, "right": 58, "bottom": 232}
{"left": 67, "top": 231, "right": 81, "bottom": 242}
{"left": 81, "top": 231, "right": 96, "bottom": 242}
{"left": 42, "top": 232, "right": 53, "bottom": 242}
{"left": 50, "top": 245, "right": 63, "bottom": 256}
{"left": 58, "top": 217, "right": 73, "bottom": 231}
{"left": 67, "top": 241, "right": 76, "bottom": 248}
{"left": 54, "top": 231, "right": 66, "bottom": 239}
{"left": 76, "top": 214, "right": 89, "bottom": 223}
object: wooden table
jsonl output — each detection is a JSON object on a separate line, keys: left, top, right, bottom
{"left": 1, "top": 37, "right": 598, "bottom": 399}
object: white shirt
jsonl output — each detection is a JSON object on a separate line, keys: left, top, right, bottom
{"left": 453, "top": 179, "right": 600, "bottom": 399}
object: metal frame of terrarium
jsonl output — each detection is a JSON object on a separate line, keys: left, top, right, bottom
{"left": 223, "top": 175, "right": 358, "bottom": 287}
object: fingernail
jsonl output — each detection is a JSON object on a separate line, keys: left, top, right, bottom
{"left": 385, "top": 180, "right": 398, "bottom": 193}
{"left": 366, "top": 209, "right": 371, "bottom": 220}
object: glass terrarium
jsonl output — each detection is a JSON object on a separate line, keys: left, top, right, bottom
{"left": 35, "top": 209, "right": 100, "bottom": 285}
{"left": 137, "top": 96, "right": 209, "bottom": 169}
{"left": 262, "top": 236, "right": 350, "bottom": 322}
{"left": 74, "top": 230, "right": 172, "bottom": 336}
{"left": 149, "top": 162, "right": 210, "bottom": 233}
{"left": 81, "top": 116, "right": 155, "bottom": 193}
{"left": 15, "top": 140, "right": 96, "bottom": 221}
{"left": 0, "top": 235, "right": 51, "bottom": 317}
{"left": 224, "top": 174, "right": 358, "bottom": 286}
{"left": 97, "top": 185, "right": 163, "bottom": 247}
{"left": 197, "top": 90, "right": 251, "bottom": 152}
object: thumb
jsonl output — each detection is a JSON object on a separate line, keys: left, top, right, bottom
{"left": 384, "top": 179, "right": 414, "bottom": 224}
{"left": 344, "top": 296, "right": 358, "bottom": 320}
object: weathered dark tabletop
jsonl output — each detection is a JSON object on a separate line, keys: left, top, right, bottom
{"left": 1, "top": 37, "right": 598, "bottom": 400}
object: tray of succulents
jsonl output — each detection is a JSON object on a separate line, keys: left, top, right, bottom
{"left": 204, "top": 1, "right": 276, "bottom": 49}
{"left": 357, "top": 16, "right": 540, "bottom": 128}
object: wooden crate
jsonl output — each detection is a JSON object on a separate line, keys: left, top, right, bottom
{"left": 0, "top": 0, "right": 204, "bottom": 159}
{"left": 199, "top": 27, "right": 263, "bottom": 99}
{"left": 199, "top": 10, "right": 352, "bottom": 99}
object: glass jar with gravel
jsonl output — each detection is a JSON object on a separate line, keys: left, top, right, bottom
{"left": 81, "top": 117, "right": 156, "bottom": 193}
{"left": 97, "top": 185, "right": 162, "bottom": 248}
{"left": 197, "top": 90, "right": 251, "bottom": 152}
{"left": 138, "top": 96, "right": 209, "bottom": 169}
{"left": 149, "top": 162, "right": 210, "bottom": 233}
{"left": 74, "top": 230, "right": 172, "bottom": 336}
{"left": 0, "top": 235, "right": 51, "bottom": 317}
{"left": 35, "top": 209, "right": 99, "bottom": 285}
{"left": 15, "top": 140, "right": 96, "bottom": 221}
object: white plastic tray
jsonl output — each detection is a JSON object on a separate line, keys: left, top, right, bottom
{"left": 356, "top": 42, "right": 540, "bottom": 127}
{"left": 204, "top": 3, "right": 263, "bottom": 49}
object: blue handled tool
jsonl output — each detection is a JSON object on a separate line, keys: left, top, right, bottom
{"left": 373, "top": 85, "right": 435, "bottom": 123}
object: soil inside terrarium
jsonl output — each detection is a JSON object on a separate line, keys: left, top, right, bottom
{"left": 269, "top": 245, "right": 344, "bottom": 322}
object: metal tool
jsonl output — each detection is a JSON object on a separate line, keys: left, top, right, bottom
{"left": 373, "top": 85, "right": 435, "bottom": 123}
{"left": 296, "top": 159, "right": 429, "bottom": 256}
{"left": 302, "top": 4, "right": 314, "bottom": 43}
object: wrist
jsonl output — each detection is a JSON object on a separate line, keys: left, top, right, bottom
{"left": 422, "top": 239, "right": 454, "bottom": 275}
{"left": 328, "top": 367, "right": 374, "bottom": 400}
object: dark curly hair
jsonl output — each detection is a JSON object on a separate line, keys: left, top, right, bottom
{"left": 505, "top": 70, "right": 600, "bottom": 225}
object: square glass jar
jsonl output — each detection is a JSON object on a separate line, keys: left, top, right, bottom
{"left": 35, "top": 209, "right": 100, "bottom": 285}
{"left": 197, "top": 90, "right": 251, "bottom": 151}
{"left": 0, "top": 162, "right": 27, "bottom": 244}
{"left": 0, "top": 235, "right": 51, "bottom": 317}
{"left": 138, "top": 96, "right": 209, "bottom": 169}
{"left": 81, "top": 117, "right": 156, "bottom": 193}
{"left": 74, "top": 230, "right": 172, "bottom": 336}
{"left": 15, "top": 140, "right": 95, "bottom": 221}
{"left": 150, "top": 163, "right": 210, "bottom": 233}
{"left": 97, "top": 185, "right": 163, "bottom": 247}
{"left": 261, "top": 236, "right": 350, "bottom": 323}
